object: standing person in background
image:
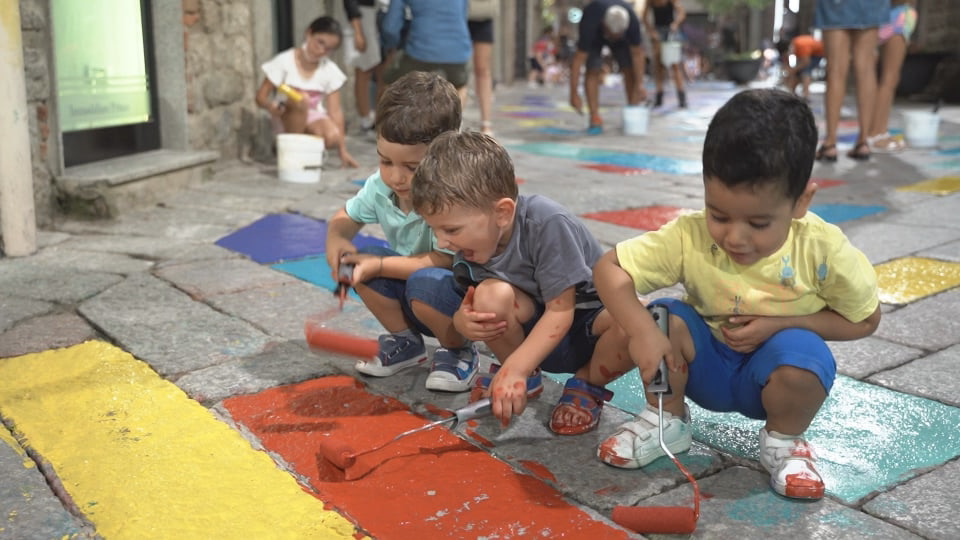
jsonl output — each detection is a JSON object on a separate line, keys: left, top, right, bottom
{"left": 814, "top": 0, "right": 891, "bottom": 162}
{"left": 380, "top": 0, "right": 472, "bottom": 109}
{"left": 781, "top": 33, "right": 824, "bottom": 101}
{"left": 867, "top": 0, "right": 918, "bottom": 153}
{"left": 255, "top": 16, "right": 358, "bottom": 168}
{"left": 343, "top": 0, "right": 383, "bottom": 135}
{"left": 468, "top": 0, "right": 498, "bottom": 136}
{"left": 570, "top": 0, "right": 647, "bottom": 135}
{"left": 643, "top": 0, "right": 687, "bottom": 108}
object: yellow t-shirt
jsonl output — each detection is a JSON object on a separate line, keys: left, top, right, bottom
{"left": 615, "top": 211, "right": 879, "bottom": 340}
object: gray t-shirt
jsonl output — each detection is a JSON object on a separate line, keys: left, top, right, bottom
{"left": 453, "top": 194, "right": 603, "bottom": 307}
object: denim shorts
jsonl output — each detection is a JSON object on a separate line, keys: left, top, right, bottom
{"left": 406, "top": 267, "right": 603, "bottom": 374}
{"left": 356, "top": 245, "right": 437, "bottom": 337}
{"left": 815, "top": 0, "right": 891, "bottom": 30}
{"left": 652, "top": 298, "right": 837, "bottom": 420}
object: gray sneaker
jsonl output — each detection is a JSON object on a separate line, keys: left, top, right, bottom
{"left": 355, "top": 333, "right": 427, "bottom": 377}
{"left": 425, "top": 344, "right": 479, "bottom": 392}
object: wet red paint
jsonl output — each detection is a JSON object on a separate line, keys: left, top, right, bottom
{"left": 594, "top": 485, "right": 623, "bottom": 496}
{"left": 582, "top": 205, "right": 693, "bottom": 231}
{"left": 224, "top": 376, "right": 629, "bottom": 538}
{"left": 519, "top": 460, "right": 557, "bottom": 483}
{"left": 465, "top": 428, "right": 495, "bottom": 448}
{"left": 579, "top": 163, "right": 650, "bottom": 175}
{"left": 598, "top": 365, "right": 626, "bottom": 380}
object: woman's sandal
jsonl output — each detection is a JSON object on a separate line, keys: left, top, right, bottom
{"left": 548, "top": 377, "right": 614, "bottom": 436}
{"left": 815, "top": 144, "right": 837, "bottom": 163}
{"left": 847, "top": 141, "right": 871, "bottom": 161}
{"left": 869, "top": 133, "right": 905, "bottom": 153}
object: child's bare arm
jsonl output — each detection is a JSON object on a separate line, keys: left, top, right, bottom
{"left": 326, "top": 207, "right": 363, "bottom": 275}
{"left": 722, "top": 305, "right": 882, "bottom": 353}
{"left": 343, "top": 250, "right": 453, "bottom": 283}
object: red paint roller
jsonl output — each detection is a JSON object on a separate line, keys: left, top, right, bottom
{"left": 612, "top": 304, "right": 700, "bottom": 534}
{"left": 304, "top": 318, "right": 378, "bottom": 359}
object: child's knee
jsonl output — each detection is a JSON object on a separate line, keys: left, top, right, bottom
{"left": 472, "top": 280, "right": 517, "bottom": 314}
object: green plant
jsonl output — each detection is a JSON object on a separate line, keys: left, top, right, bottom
{"left": 698, "top": 0, "right": 776, "bottom": 16}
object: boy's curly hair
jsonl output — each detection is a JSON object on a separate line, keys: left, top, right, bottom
{"left": 376, "top": 72, "right": 462, "bottom": 145}
{"left": 702, "top": 89, "right": 817, "bottom": 202}
{"left": 412, "top": 131, "right": 517, "bottom": 216}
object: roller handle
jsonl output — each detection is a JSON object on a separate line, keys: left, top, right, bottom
{"left": 453, "top": 398, "right": 493, "bottom": 425}
{"left": 646, "top": 304, "right": 671, "bottom": 396}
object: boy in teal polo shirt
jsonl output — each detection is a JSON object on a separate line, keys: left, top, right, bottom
{"left": 325, "top": 71, "right": 476, "bottom": 392}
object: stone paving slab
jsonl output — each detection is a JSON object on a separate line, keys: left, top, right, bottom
{"left": 874, "top": 288, "right": 960, "bottom": 351}
{"left": 0, "top": 312, "right": 99, "bottom": 359}
{"left": 844, "top": 222, "right": 960, "bottom": 265}
{"left": 205, "top": 279, "right": 341, "bottom": 341}
{"left": 867, "top": 343, "right": 960, "bottom": 406}
{"left": 827, "top": 336, "right": 923, "bottom": 379}
{"left": 863, "top": 458, "right": 960, "bottom": 540}
{"left": 0, "top": 263, "right": 123, "bottom": 304}
{"left": 0, "top": 430, "right": 89, "bottom": 539}
{"left": 78, "top": 273, "right": 273, "bottom": 375}
{"left": 50, "top": 232, "right": 206, "bottom": 261}
{"left": 155, "top": 257, "right": 301, "bottom": 299}
{"left": 0, "top": 296, "right": 52, "bottom": 333}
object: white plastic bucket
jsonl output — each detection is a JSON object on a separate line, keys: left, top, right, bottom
{"left": 902, "top": 110, "right": 940, "bottom": 148}
{"left": 660, "top": 40, "right": 682, "bottom": 66}
{"left": 277, "top": 134, "right": 324, "bottom": 183}
{"left": 623, "top": 105, "right": 649, "bottom": 136}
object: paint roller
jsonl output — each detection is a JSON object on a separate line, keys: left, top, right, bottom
{"left": 323, "top": 398, "right": 493, "bottom": 470}
{"left": 304, "top": 321, "right": 379, "bottom": 359}
{"left": 612, "top": 304, "right": 700, "bottom": 535}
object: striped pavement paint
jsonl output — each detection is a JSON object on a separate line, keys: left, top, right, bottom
{"left": 0, "top": 341, "right": 361, "bottom": 539}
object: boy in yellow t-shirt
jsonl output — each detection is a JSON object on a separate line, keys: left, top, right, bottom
{"left": 593, "top": 89, "right": 881, "bottom": 500}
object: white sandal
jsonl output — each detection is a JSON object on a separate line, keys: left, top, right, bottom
{"left": 869, "top": 132, "right": 905, "bottom": 153}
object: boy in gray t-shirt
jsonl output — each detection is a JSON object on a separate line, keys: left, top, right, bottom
{"left": 407, "top": 131, "right": 634, "bottom": 435}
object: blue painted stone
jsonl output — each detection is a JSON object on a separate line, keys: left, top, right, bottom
{"left": 214, "top": 213, "right": 330, "bottom": 264}
{"left": 272, "top": 256, "right": 360, "bottom": 299}
{"left": 509, "top": 142, "right": 701, "bottom": 175}
{"left": 810, "top": 204, "right": 886, "bottom": 223}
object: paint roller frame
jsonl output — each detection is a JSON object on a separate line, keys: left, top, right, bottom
{"left": 612, "top": 304, "right": 701, "bottom": 535}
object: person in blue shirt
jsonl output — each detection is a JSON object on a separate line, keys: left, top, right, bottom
{"left": 380, "top": 0, "right": 472, "bottom": 106}
{"left": 326, "top": 71, "right": 477, "bottom": 393}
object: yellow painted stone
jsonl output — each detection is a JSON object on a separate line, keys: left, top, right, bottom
{"left": 517, "top": 119, "right": 559, "bottom": 127}
{"left": 875, "top": 256, "right": 960, "bottom": 304}
{"left": 896, "top": 176, "right": 960, "bottom": 195}
{"left": 0, "top": 426, "right": 33, "bottom": 469}
{"left": 0, "top": 341, "right": 361, "bottom": 539}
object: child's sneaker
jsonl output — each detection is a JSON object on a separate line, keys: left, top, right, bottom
{"left": 597, "top": 404, "right": 692, "bottom": 469}
{"left": 355, "top": 333, "right": 427, "bottom": 377}
{"left": 469, "top": 363, "right": 544, "bottom": 402}
{"left": 759, "top": 428, "right": 825, "bottom": 500}
{"left": 425, "top": 344, "right": 479, "bottom": 392}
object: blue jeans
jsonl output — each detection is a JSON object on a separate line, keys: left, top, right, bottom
{"left": 356, "top": 246, "right": 435, "bottom": 337}
{"left": 652, "top": 298, "right": 837, "bottom": 420}
{"left": 406, "top": 267, "right": 603, "bottom": 374}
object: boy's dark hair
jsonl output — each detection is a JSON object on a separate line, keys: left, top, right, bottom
{"left": 702, "top": 89, "right": 817, "bottom": 202}
{"left": 412, "top": 131, "right": 517, "bottom": 216}
{"left": 307, "top": 16, "right": 342, "bottom": 42}
{"left": 376, "top": 72, "right": 462, "bottom": 145}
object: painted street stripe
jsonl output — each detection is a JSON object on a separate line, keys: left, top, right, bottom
{"left": 0, "top": 341, "right": 360, "bottom": 539}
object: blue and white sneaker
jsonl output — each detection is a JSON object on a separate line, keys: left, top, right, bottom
{"left": 425, "top": 344, "right": 479, "bottom": 392}
{"left": 355, "top": 333, "right": 427, "bottom": 377}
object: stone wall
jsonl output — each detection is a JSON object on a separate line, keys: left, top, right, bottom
{"left": 183, "top": 0, "right": 260, "bottom": 160}
{"left": 18, "top": 0, "right": 54, "bottom": 228}
{"left": 915, "top": 0, "right": 960, "bottom": 102}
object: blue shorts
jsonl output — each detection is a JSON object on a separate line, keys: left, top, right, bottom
{"left": 797, "top": 56, "right": 822, "bottom": 76}
{"left": 405, "top": 267, "right": 602, "bottom": 374}
{"left": 815, "top": 0, "right": 890, "bottom": 30}
{"left": 652, "top": 298, "right": 836, "bottom": 420}
{"left": 355, "top": 246, "right": 445, "bottom": 337}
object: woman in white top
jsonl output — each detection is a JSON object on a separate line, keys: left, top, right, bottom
{"left": 256, "top": 16, "right": 358, "bottom": 168}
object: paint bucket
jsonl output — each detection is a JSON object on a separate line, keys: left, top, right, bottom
{"left": 623, "top": 105, "right": 649, "bottom": 136}
{"left": 902, "top": 110, "right": 940, "bottom": 148}
{"left": 660, "top": 40, "right": 682, "bottom": 66}
{"left": 277, "top": 134, "right": 324, "bottom": 183}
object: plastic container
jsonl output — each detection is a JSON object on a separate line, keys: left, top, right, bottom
{"left": 902, "top": 110, "right": 940, "bottom": 148}
{"left": 277, "top": 134, "right": 324, "bottom": 183}
{"left": 660, "top": 40, "right": 682, "bottom": 66}
{"left": 623, "top": 105, "right": 650, "bottom": 136}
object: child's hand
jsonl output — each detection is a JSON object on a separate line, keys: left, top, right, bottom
{"left": 455, "top": 286, "right": 507, "bottom": 341}
{"left": 489, "top": 364, "right": 529, "bottom": 427}
{"left": 721, "top": 315, "right": 780, "bottom": 353}
{"left": 340, "top": 254, "right": 382, "bottom": 284}
{"left": 629, "top": 331, "right": 675, "bottom": 386}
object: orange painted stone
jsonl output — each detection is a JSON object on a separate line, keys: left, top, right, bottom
{"left": 224, "top": 376, "right": 630, "bottom": 538}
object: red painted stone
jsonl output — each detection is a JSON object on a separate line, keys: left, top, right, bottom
{"left": 810, "top": 177, "right": 844, "bottom": 189}
{"left": 224, "top": 376, "right": 630, "bottom": 538}
{"left": 579, "top": 163, "right": 649, "bottom": 175}
{"left": 582, "top": 205, "right": 693, "bottom": 230}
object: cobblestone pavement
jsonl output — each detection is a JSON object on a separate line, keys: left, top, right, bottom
{"left": 2, "top": 78, "right": 959, "bottom": 539}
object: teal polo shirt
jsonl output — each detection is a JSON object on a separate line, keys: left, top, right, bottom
{"left": 344, "top": 171, "right": 437, "bottom": 256}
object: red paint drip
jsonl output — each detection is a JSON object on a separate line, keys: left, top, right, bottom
{"left": 582, "top": 205, "right": 692, "bottom": 231}
{"left": 519, "top": 460, "right": 557, "bottom": 483}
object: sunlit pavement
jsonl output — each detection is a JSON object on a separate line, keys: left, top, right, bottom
{"left": 2, "top": 78, "right": 959, "bottom": 539}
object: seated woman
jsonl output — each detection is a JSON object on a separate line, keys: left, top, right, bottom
{"left": 256, "top": 16, "right": 358, "bottom": 168}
